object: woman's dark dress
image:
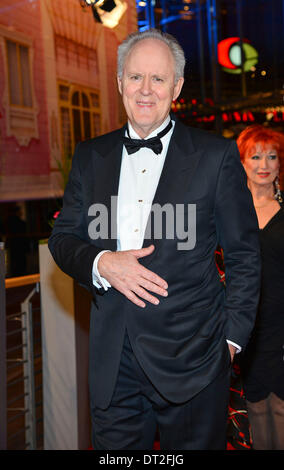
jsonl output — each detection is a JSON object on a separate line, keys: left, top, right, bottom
{"left": 242, "top": 198, "right": 284, "bottom": 402}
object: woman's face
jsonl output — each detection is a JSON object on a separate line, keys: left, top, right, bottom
{"left": 242, "top": 142, "right": 280, "bottom": 187}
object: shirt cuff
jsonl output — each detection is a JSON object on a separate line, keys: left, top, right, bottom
{"left": 92, "top": 250, "right": 112, "bottom": 291}
{"left": 226, "top": 339, "right": 242, "bottom": 353}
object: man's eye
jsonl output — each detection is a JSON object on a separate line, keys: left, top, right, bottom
{"left": 130, "top": 75, "right": 140, "bottom": 80}
{"left": 153, "top": 77, "right": 163, "bottom": 82}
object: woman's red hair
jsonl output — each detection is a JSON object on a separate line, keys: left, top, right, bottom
{"left": 237, "top": 125, "right": 284, "bottom": 173}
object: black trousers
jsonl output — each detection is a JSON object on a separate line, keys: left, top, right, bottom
{"left": 91, "top": 333, "right": 231, "bottom": 450}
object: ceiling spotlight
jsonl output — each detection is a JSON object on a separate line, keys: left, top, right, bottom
{"left": 80, "top": 0, "right": 127, "bottom": 28}
{"left": 85, "top": 0, "right": 102, "bottom": 5}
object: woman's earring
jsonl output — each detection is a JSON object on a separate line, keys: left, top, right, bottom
{"left": 274, "top": 176, "right": 283, "bottom": 203}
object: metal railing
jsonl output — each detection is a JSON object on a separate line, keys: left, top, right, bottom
{"left": 0, "top": 250, "right": 6, "bottom": 450}
{"left": 1, "top": 251, "right": 43, "bottom": 450}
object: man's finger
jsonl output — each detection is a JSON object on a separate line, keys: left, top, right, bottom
{"left": 139, "top": 278, "right": 168, "bottom": 297}
{"left": 132, "top": 244, "right": 155, "bottom": 259}
{"left": 134, "top": 285, "right": 160, "bottom": 305}
{"left": 124, "top": 289, "right": 146, "bottom": 308}
{"left": 140, "top": 266, "right": 168, "bottom": 290}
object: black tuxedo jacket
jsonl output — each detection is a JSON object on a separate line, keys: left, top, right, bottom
{"left": 48, "top": 119, "right": 261, "bottom": 409}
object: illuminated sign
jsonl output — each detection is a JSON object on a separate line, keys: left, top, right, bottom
{"left": 172, "top": 98, "right": 284, "bottom": 124}
{"left": 218, "top": 37, "right": 258, "bottom": 74}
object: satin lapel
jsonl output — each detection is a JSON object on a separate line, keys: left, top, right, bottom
{"left": 142, "top": 121, "right": 203, "bottom": 259}
{"left": 90, "top": 127, "right": 125, "bottom": 251}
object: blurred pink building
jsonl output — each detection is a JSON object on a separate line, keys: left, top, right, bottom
{"left": 0, "top": 0, "right": 137, "bottom": 201}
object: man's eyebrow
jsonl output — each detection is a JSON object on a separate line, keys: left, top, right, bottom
{"left": 127, "top": 71, "right": 142, "bottom": 75}
{"left": 152, "top": 73, "right": 167, "bottom": 78}
{"left": 126, "top": 71, "right": 168, "bottom": 77}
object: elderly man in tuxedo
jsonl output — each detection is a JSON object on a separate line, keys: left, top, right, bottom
{"left": 48, "top": 29, "right": 260, "bottom": 450}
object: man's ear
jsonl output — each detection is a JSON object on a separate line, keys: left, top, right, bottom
{"left": 117, "top": 75, "right": 122, "bottom": 95}
{"left": 173, "top": 77, "right": 184, "bottom": 101}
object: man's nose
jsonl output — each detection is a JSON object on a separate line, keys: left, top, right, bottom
{"left": 140, "top": 76, "right": 152, "bottom": 94}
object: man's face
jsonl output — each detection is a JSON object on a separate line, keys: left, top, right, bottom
{"left": 117, "top": 38, "right": 184, "bottom": 138}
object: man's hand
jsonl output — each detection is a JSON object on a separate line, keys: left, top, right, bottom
{"left": 98, "top": 244, "right": 168, "bottom": 308}
{"left": 228, "top": 343, "right": 236, "bottom": 363}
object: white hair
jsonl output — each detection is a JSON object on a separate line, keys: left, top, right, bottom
{"left": 117, "top": 28, "right": 186, "bottom": 83}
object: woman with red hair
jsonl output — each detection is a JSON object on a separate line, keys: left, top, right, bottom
{"left": 237, "top": 124, "right": 284, "bottom": 450}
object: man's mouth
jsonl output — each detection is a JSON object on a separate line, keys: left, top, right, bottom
{"left": 136, "top": 101, "right": 155, "bottom": 107}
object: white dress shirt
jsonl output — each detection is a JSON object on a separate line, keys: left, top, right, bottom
{"left": 92, "top": 115, "right": 173, "bottom": 289}
{"left": 91, "top": 116, "right": 241, "bottom": 352}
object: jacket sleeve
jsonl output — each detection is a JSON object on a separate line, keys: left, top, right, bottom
{"left": 214, "top": 140, "right": 261, "bottom": 349}
{"left": 48, "top": 143, "right": 103, "bottom": 293}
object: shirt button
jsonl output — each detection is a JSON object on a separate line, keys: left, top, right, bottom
{"left": 142, "top": 169, "right": 146, "bottom": 173}
{"left": 134, "top": 229, "right": 139, "bottom": 232}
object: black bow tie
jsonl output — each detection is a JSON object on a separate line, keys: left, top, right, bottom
{"left": 123, "top": 121, "right": 173, "bottom": 155}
